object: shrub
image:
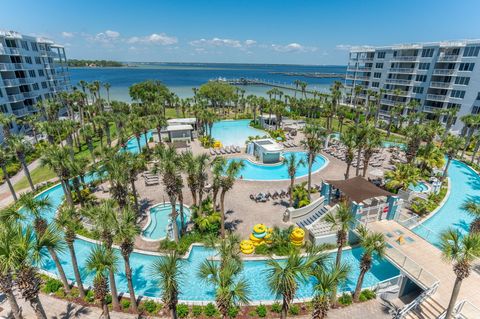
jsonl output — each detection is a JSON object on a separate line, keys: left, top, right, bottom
{"left": 176, "top": 304, "right": 189, "bottom": 318}
{"left": 54, "top": 288, "right": 66, "bottom": 298}
{"left": 254, "top": 243, "right": 270, "bottom": 255}
{"left": 42, "top": 278, "right": 63, "bottom": 293}
{"left": 228, "top": 306, "right": 239, "bottom": 318}
{"left": 121, "top": 299, "right": 131, "bottom": 310}
{"left": 359, "top": 289, "right": 376, "bottom": 302}
{"left": 256, "top": 304, "right": 267, "bottom": 317}
{"left": 192, "top": 305, "right": 203, "bottom": 316}
{"left": 338, "top": 293, "right": 353, "bottom": 306}
{"left": 84, "top": 290, "right": 95, "bottom": 303}
{"left": 270, "top": 301, "right": 282, "bottom": 313}
{"left": 204, "top": 303, "right": 218, "bottom": 317}
{"left": 288, "top": 304, "right": 300, "bottom": 315}
{"left": 141, "top": 299, "right": 161, "bottom": 314}
{"left": 105, "top": 294, "right": 112, "bottom": 305}
{"left": 69, "top": 287, "right": 80, "bottom": 298}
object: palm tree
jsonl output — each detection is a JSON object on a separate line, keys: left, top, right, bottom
{"left": 461, "top": 201, "right": 480, "bottom": 233}
{"left": 8, "top": 135, "right": 34, "bottom": 191}
{"left": 18, "top": 193, "right": 71, "bottom": 294}
{"left": 86, "top": 245, "right": 119, "bottom": 319}
{"left": 440, "top": 229, "right": 480, "bottom": 319}
{"left": 0, "top": 113, "right": 15, "bottom": 140}
{"left": 340, "top": 127, "right": 357, "bottom": 180}
{"left": 267, "top": 250, "right": 323, "bottom": 319}
{"left": 301, "top": 125, "right": 326, "bottom": 198}
{"left": 55, "top": 206, "right": 86, "bottom": 298}
{"left": 0, "top": 147, "right": 17, "bottom": 201}
{"left": 311, "top": 262, "right": 350, "bottom": 319}
{"left": 442, "top": 134, "right": 465, "bottom": 178}
{"left": 151, "top": 251, "right": 183, "bottom": 319}
{"left": 284, "top": 153, "right": 305, "bottom": 207}
{"left": 114, "top": 207, "right": 141, "bottom": 312}
{"left": 352, "top": 225, "right": 386, "bottom": 302}
{"left": 80, "top": 123, "right": 96, "bottom": 162}
{"left": 0, "top": 222, "right": 24, "bottom": 319}
{"left": 41, "top": 145, "right": 74, "bottom": 206}
{"left": 361, "top": 127, "right": 381, "bottom": 177}
{"left": 218, "top": 160, "right": 245, "bottom": 238}
{"left": 103, "top": 82, "right": 111, "bottom": 105}
{"left": 385, "top": 163, "right": 421, "bottom": 193}
{"left": 324, "top": 202, "right": 355, "bottom": 305}
{"left": 460, "top": 114, "right": 480, "bottom": 159}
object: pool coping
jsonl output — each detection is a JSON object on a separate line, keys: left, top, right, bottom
{"left": 140, "top": 202, "right": 192, "bottom": 242}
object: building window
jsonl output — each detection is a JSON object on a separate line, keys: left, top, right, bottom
{"left": 38, "top": 69, "right": 44, "bottom": 77}
{"left": 455, "top": 77, "right": 470, "bottom": 85}
{"left": 459, "top": 63, "right": 475, "bottom": 71}
{"left": 413, "top": 86, "right": 424, "bottom": 94}
{"left": 377, "top": 51, "right": 386, "bottom": 59}
{"left": 41, "top": 82, "right": 47, "bottom": 89}
{"left": 373, "top": 72, "right": 381, "bottom": 78}
{"left": 5, "top": 39, "right": 17, "bottom": 48}
{"left": 375, "top": 63, "right": 383, "bottom": 68}
{"left": 0, "top": 104, "right": 7, "bottom": 113}
{"left": 0, "top": 90, "right": 3, "bottom": 98}
{"left": 450, "top": 90, "right": 466, "bottom": 99}
{"left": 472, "top": 106, "right": 480, "bottom": 114}
{"left": 28, "top": 70, "right": 36, "bottom": 78}
{"left": 31, "top": 43, "right": 38, "bottom": 51}
{"left": 415, "top": 74, "right": 427, "bottom": 82}
{"left": 421, "top": 48, "right": 434, "bottom": 57}
{"left": 418, "top": 63, "right": 430, "bottom": 70}
{"left": 35, "top": 57, "right": 41, "bottom": 64}
{"left": 477, "top": 92, "right": 480, "bottom": 100}
{"left": 372, "top": 82, "right": 379, "bottom": 88}
{"left": 21, "top": 41, "right": 29, "bottom": 50}
{"left": 32, "top": 83, "right": 39, "bottom": 90}
{"left": 25, "top": 57, "right": 32, "bottom": 64}
{"left": 463, "top": 46, "right": 480, "bottom": 57}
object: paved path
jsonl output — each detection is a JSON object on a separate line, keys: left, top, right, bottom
{"left": 366, "top": 219, "right": 480, "bottom": 318}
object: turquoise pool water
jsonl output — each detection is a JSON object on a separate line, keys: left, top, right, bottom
{"left": 143, "top": 203, "right": 191, "bottom": 240}
{"left": 408, "top": 182, "right": 429, "bottom": 193}
{"left": 413, "top": 160, "right": 480, "bottom": 247}
{"left": 211, "top": 119, "right": 267, "bottom": 146}
{"left": 28, "top": 132, "right": 402, "bottom": 302}
{"left": 329, "top": 133, "right": 406, "bottom": 149}
{"left": 228, "top": 151, "right": 327, "bottom": 181}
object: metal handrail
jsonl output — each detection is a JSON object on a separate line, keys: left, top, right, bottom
{"left": 398, "top": 282, "right": 439, "bottom": 317}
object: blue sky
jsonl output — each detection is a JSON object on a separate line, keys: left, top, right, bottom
{"left": 1, "top": 0, "right": 479, "bottom": 65}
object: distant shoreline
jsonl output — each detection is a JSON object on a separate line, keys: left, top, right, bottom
{"left": 268, "top": 71, "right": 345, "bottom": 79}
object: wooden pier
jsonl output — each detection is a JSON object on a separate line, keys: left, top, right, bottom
{"left": 212, "top": 77, "right": 325, "bottom": 95}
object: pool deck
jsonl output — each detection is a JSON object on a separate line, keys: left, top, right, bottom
{"left": 366, "top": 219, "right": 480, "bottom": 318}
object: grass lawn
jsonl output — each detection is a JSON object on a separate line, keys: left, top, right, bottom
{"left": 14, "top": 166, "right": 56, "bottom": 191}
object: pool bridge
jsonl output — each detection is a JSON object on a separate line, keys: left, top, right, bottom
{"left": 211, "top": 77, "right": 326, "bottom": 95}
{"left": 363, "top": 219, "right": 480, "bottom": 318}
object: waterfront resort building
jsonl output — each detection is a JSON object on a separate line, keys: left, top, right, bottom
{"left": 246, "top": 138, "right": 284, "bottom": 163}
{"left": 0, "top": 30, "right": 70, "bottom": 142}
{"left": 345, "top": 40, "right": 480, "bottom": 133}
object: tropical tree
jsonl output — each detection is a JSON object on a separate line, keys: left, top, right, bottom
{"left": 0, "top": 113, "right": 15, "bottom": 140}
{"left": 405, "top": 124, "right": 426, "bottom": 163}
{"left": 352, "top": 225, "right": 386, "bottom": 302}
{"left": 416, "top": 144, "right": 445, "bottom": 174}
{"left": 41, "top": 145, "right": 74, "bottom": 206}
{"left": 361, "top": 128, "right": 381, "bottom": 177}
{"left": 385, "top": 163, "right": 421, "bottom": 193}
{"left": 152, "top": 251, "right": 183, "bottom": 319}
{"left": 0, "top": 147, "right": 17, "bottom": 201}
{"left": 284, "top": 153, "right": 305, "bottom": 207}
{"left": 461, "top": 201, "right": 480, "bottom": 233}
{"left": 440, "top": 229, "right": 480, "bottom": 319}
{"left": 114, "top": 207, "right": 141, "bottom": 312}
{"left": 218, "top": 160, "right": 245, "bottom": 238}
{"left": 55, "top": 205, "right": 86, "bottom": 298}
{"left": 311, "top": 262, "right": 350, "bottom": 319}
{"left": 86, "top": 245, "right": 119, "bottom": 319}
{"left": 8, "top": 135, "right": 34, "bottom": 191}
{"left": 301, "top": 124, "right": 326, "bottom": 198}
{"left": 340, "top": 127, "right": 357, "bottom": 180}
{"left": 324, "top": 202, "right": 354, "bottom": 305}
{"left": 442, "top": 134, "right": 465, "bottom": 178}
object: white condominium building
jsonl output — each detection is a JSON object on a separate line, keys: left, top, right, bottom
{"left": 0, "top": 30, "right": 71, "bottom": 142}
{"left": 346, "top": 40, "right": 480, "bottom": 132}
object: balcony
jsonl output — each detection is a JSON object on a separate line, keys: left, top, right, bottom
{"left": 380, "top": 99, "right": 395, "bottom": 106}
{"left": 0, "top": 63, "right": 15, "bottom": 71}
{"left": 423, "top": 106, "right": 443, "bottom": 113}
{"left": 23, "top": 91, "right": 38, "bottom": 99}
{"left": 437, "top": 54, "right": 459, "bottom": 62}
{"left": 12, "top": 108, "right": 30, "bottom": 117}
{"left": 430, "top": 81, "right": 452, "bottom": 89}
{"left": 426, "top": 94, "right": 448, "bottom": 101}
{"left": 433, "top": 69, "right": 456, "bottom": 75}
{"left": 385, "top": 79, "right": 412, "bottom": 85}
{"left": 13, "top": 63, "right": 24, "bottom": 70}
{"left": 17, "top": 78, "right": 30, "bottom": 84}
{"left": 3, "top": 78, "right": 20, "bottom": 87}
{"left": 392, "top": 56, "right": 418, "bottom": 61}
{"left": 389, "top": 68, "right": 416, "bottom": 74}
{"left": 8, "top": 48, "right": 20, "bottom": 55}
{"left": 8, "top": 94, "right": 25, "bottom": 103}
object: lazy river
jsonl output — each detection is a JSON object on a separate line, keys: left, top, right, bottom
{"left": 26, "top": 128, "right": 480, "bottom": 302}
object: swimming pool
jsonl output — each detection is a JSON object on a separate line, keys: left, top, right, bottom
{"left": 408, "top": 182, "right": 429, "bottom": 193}
{"left": 28, "top": 132, "right": 401, "bottom": 302}
{"left": 228, "top": 151, "right": 328, "bottom": 181}
{"left": 142, "top": 203, "right": 191, "bottom": 241}
{"left": 329, "top": 133, "right": 406, "bottom": 149}
{"left": 211, "top": 119, "right": 267, "bottom": 146}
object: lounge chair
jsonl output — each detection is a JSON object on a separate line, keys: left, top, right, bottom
{"left": 225, "top": 146, "right": 231, "bottom": 154}
{"left": 235, "top": 146, "right": 241, "bottom": 153}
{"left": 210, "top": 148, "right": 216, "bottom": 155}
{"left": 220, "top": 148, "right": 226, "bottom": 155}
{"left": 215, "top": 149, "right": 221, "bottom": 155}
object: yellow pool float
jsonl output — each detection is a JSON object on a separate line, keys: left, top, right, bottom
{"left": 253, "top": 224, "right": 267, "bottom": 234}
{"left": 264, "top": 232, "right": 273, "bottom": 244}
{"left": 240, "top": 240, "right": 255, "bottom": 254}
{"left": 249, "top": 233, "right": 264, "bottom": 246}
{"left": 290, "top": 227, "right": 305, "bottom": 241}
{"left": 213, "top": 140, "right": 222, "bottom": 148}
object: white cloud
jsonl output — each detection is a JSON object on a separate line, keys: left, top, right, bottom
{"left": 61, "top": 31, "right": 74, "bottom": 38}
{"left": 272, "top": 43, "right": 317, "bottom": 53}
{"left": 189, "top": 37, "right": 256, "bottom": 49}
{"left": 105, "top": 30, "right": 120, "bottom": 38}
{"left": 127, "top": 33, "right": 177, "bottom": 45}
{"left": 336, "top": 44, "right": 373, "bottom": 51}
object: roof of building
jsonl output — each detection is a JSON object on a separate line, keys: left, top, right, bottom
{"left": 326, "top": 176, "right": 393, "bottom": 203}
{"left": 165, "top": 124, "right": 193, "bottom": 132}
{"left": 350, "top": 39, "right": 480, "bottom": 52}
{"left": 167, "top": 118, "right": 197, "bottom": 124}
{"left": 252, "top": 138, "right": 284, "bottom": 152}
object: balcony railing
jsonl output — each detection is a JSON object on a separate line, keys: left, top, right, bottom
{"left": 8, "top": 94, "right": 24, "bottom": 103}
{"left": 8, "top": 48, "right": 20, "bottom": 55}
{"left": 392, "top": 56, "right": 418, "bottom": 61}
{"left": 23, "top": 91, "right": 38, "bottom": 99}
{"left": 430, "top": 81, "right": 452, "bottom": 89}
{"left": 385, "top": 79, "right": 412, "bottom": 85}
{"left": 380, "top": 99, "right": 395, "bottom": 106}
{"left": 13, "top": 63, "right": 24, "bottom": 70}
{"left": 18, "top": 78, "right": 30, "bottom": 84}
{"left": 437, "top": 54, "right": 459, "bottom": 62}
{"left": 0, "top": 63, "right": 15, "bottom": 71}
{"left": 433, "top": 69, "right": 456, "bottom": 75}
{"left": 426, "top": 94, "right": 448, "bottom": 101}
{"left": 389, "top": 68, "right": 416, "bottom": 73}
{"left": 423, "top": 105, "right": 443, "bottom": 113}
{"left": 3, "top": 78, "right": 20, "bottom": 86}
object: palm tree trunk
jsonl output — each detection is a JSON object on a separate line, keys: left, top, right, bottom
{"left": 105, "top": 123, "right": 111, "bottom": 147}
{"left": 108, "top": 269, "right": 121, "bottom": 311}
{"left": 353, "top": 269, "right": 367, "bottom": 302}
{"left": 156, "top": 127, "right": 163, "bottom": 144}
{"left": 136, "top": 136, "right": 142, "bottom": 152}
{"left": 198, "top": 189, "right": 204, "bottom": 216}
{"left": 170, "top": 307, "right": 178, "bottom": 319}
{"left": 102, "top": 301, "right": 110, "bottom": 319}
{"left": 68, "top": 242, "right": 86, "bottom": 298}
{"left": 130, "top": 180, "right": 139, "bottom": 212}
{"left": 48, "top": 248, "right": 71, "bottom": 294}
{"left": 170, "top": 196, "right": 179, "bottom": 243}
{"left": 20, "top": 157, "right": 35, "bottom": 191}
{"left": 344, "top": 163, "right": 351, "bottom": 180}
{"left": 289, "top": 177, "right": 294, "bottom": 207}
{"left": 87, "top": 139, "right": 95, "bottom": 162}
{"left": 281, "top": 297, "right": 288, "bottom": 319}
{"left": 307, "top": 156, "right": 313, "bottom": 200}
{"left": 443, "top": 157, "right": 452, "bottom": 179}
{"left": 445, "top": 277, "right": 463, "bottom": 319}
{"left": 220, "top": 190, "right": 226, "bottom": 238}
{"left": 123, "top": 254, "right": 138, "bottom": 312}
{"left": 61, "top": 179, "right": 74, "bottom": 207}
{"left": 72, "top": 177, "right": 84, "bottom": 208}
{"left": 6, "top": 290, "right": 23, "bottom": 319}
{"left": 28, "top": 295, "right": 47, "bottom": 319}
{"left": 471, "top": 140, "right": 480, "bottom": 163}
{"left": 331, "top": 242, "right": 344, "bottom": 306}
{"left": 144, "top": 130, "right": 150, "bottom": 150}
{"left": 2, "top": 165, "right": 17, "bottom": 201}
{"left": 178, "top": 191, "right": 185, "bottom": 235}
{"left": 355, "top": 148, "right": 362, "bottom": 176}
